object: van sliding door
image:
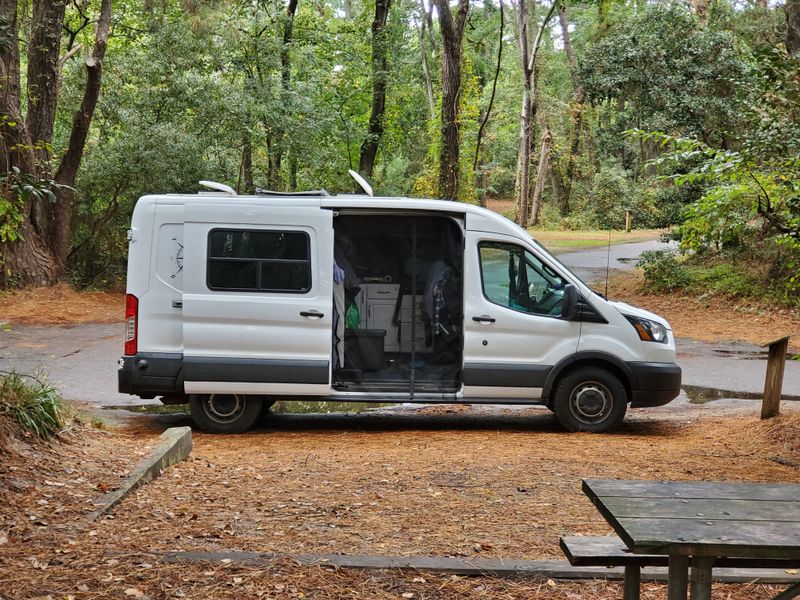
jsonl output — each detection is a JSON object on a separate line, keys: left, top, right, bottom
{"left": 181, "top": 202, "right": 333, "bottom": 395}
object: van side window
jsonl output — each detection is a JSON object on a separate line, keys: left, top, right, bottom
{"left": 479, "top": 242, "right": 566, "bottom": 317}
{"left": 207, "top": 229, "right": 311, "bottom": 293}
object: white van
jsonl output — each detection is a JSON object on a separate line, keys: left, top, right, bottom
{"left": 118, "top": 186, "right": 681, "bottom": 433}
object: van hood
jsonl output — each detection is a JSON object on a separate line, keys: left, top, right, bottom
{"left": 608, "top": 300, "right": 671, "bottom": 330}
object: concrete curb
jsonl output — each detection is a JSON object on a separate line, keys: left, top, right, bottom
{"left": 86, "top": 426, "right": 192, "bottom": 522}
{"left": 158, "top": 551, "right": 800, "bottom": 584}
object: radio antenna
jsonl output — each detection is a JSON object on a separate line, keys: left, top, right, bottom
{"left": 604, "top": 229, "right": 612, "bottom": 298}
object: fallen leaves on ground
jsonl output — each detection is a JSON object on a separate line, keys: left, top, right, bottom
{"left": 3, "top": 409, "right": 800, "bottom": 597}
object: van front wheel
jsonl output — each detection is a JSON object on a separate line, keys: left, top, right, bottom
{"left": 189, "top": 394, "right": 260, "bottom": 433}
{"left": 553, "top": 367, "right": 627, "bottom": 433}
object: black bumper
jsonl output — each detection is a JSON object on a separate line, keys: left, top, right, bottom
{"left": 118, "top": 353, "right": 184, "bottom": 399}
{"left": 627, "top": 362, "right": 682, "bottom": 407}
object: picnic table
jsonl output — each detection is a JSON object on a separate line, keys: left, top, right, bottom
{"left": 582, "top": 478, "right": 800, "bottom": 600}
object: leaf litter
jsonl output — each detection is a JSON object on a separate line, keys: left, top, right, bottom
{"left": 3, "top": 407, "right": 800, "bottom": 598}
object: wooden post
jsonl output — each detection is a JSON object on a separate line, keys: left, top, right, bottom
{"left": 689, "top": 556, "right": 714, "bottom": 600}
{"left": 625, "top": 210, "right": 632, "bottom": 232}
{"left": 623, "top": 565, "right": 641, "bottom": 600}
{"left": 761, "top": 336, "right": 790, "bottom": 420}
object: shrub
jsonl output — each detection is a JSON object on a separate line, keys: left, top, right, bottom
{"left": 0, "top": 372, "right": 66, "bottom": 440}
{"left": 637, "top": 249, "right": 691, "bottom": 292}
{"left": 687, "top": 263, "right": 756, "bottom": 297}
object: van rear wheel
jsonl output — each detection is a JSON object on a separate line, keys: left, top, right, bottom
{"left": 553, "top": 367, "right": 627, "bottom": 433}
{"left": 189, "top": 394, "right": 260, "bottom": 433}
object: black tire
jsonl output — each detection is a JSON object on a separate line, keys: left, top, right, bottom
{"left": 552, "top": 367, "right": 628, "bottom": 433}
{"left": 189, "top": 394, "right": 261, "bottom": 433}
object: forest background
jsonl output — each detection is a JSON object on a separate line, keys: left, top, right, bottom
{"left": 0, "top": 0, "right": 797, "bottom": 303}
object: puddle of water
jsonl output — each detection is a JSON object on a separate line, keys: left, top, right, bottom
{"left": 102, "top": 400, "right": 397, "bottom": 415}
{"left": 683, "top": 385, "right": 800, "bottom": 404}
{"left": 712, "top": 348, "right": 798, "bottom": 361}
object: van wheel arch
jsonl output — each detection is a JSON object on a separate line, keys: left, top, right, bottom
{"left": 543, "top": 354, "right": 633, "bottom": 408}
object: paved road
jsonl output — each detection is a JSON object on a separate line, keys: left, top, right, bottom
{"left": 553, "top": 239, "right": 677, "bottom": 284}
{"left": 0, "top": 237, "right": 797, "bottom": 413}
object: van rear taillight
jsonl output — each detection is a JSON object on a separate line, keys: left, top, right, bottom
{"left": 124, "top": 294, "right": 138, "bottom": 355}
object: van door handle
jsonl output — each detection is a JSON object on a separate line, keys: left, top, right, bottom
{"left": 300, "top": 310, "right": 324, "bottom": 319}
{"left": 172, "top": 300, "right": 183, "bottom": 308}
{"left": 472, "top": 315, "right": 496, "bottom": 324}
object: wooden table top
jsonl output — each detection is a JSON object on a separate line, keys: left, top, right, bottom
{"left": 583, "top": 479, "right": 800, "bottom": 559}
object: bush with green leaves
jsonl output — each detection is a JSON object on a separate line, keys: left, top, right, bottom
{"left": 0, "top": 372, "right": 65, "bottom": 440}
{"left": 637, "top": 249, "right": 691, "bottom": 292}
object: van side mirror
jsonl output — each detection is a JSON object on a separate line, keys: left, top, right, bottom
{"left": 561, "top": 284, "right": 579, "bottom": 321}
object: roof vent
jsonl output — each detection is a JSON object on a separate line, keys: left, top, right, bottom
{"left": 199, "top": 180, "right": 236, "bottom": 195}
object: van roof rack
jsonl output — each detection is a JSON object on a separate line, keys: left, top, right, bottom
{"left": 255, "top": 188, "right": 330, "bottom": 197}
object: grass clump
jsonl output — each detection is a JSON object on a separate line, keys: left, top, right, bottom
{"left": 0, "top": 372, "right": 66, "bottom": 440}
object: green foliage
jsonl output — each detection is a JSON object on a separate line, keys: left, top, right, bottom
{"left": 688, "top": 262, "right": 758, "bottom": 297}
{"left": 580, "top": 4, "right": 747, "bottom": 147}
{"left": 0, "top": 166, "right": 73, "bottom": 244}
{"left": 637, "top": 249, "right": 691, "bottom": 292}
{"left": 0, "top": 0, "right": 785, "bottom": 298}
{"left": 0, "top": 372, "right": 65, "bottom": 439}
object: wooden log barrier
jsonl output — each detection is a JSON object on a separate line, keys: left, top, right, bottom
{"left": 761, "top": 336, "right": 790, "bottom": 420}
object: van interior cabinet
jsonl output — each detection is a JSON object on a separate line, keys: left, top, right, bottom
{"left": 354, "top": 287, "right": 427, "bottom": 354}
{"left": 355, "top": 284, "right": 400, "bottom": 352}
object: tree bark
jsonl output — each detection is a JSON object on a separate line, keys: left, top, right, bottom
{"left": 0, "top": 0, "right": 55, "bottom": 287}
{"left": 269, "top": 0, "right": 299, "bottom": 190}
{"left": 547, "top": 142, "right": 568, "bottom": 216}
{"left": 241, "top": 134, "right": 254, "bottom": 194}
{"left": 558, "top": 1, "right": 583, "bottom": 216}
{"left": 52, "top": 0, "right": 112, "bottom": 277}
{"left": 26, "top": 0, "right": 67, "bottom": 169}
{"left": 787, "top": 0, "right": 800, "bottom": 56}
{"left": 416, "top": 0, "right": 436, "bottom": 121}
{"left": 528, "top": 128, "right": 551, "bottom": 226}
{"left": 434, "top": 0, "right": 469, "bottom": 200}
{"left": 513, "top": 0, "right": 557, "bottom": 226}
{"left": 690, "top": 0, "right": 712, "bottom": 26}
{"left": 358, "top": 0, "right": 392, "bottom": 178}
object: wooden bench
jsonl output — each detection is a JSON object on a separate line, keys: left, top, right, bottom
{"left": 560, "top": 536, "right": 800, "bottom": 600}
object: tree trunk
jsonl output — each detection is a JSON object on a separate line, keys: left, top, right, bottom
{"left": 787, "top": 0, "right": 800, "bottom": 56}
{"left": 416, "top": 0, "right": 436, "bottom": 121}
{"left": 513, "top": 0, "right": 557, "bottom": 226}
{"left": 270, "top": 0, "right": 299, "bottom": 190}
{"left": 434, "top": 0, "right": 469, "bottom": 200}
{"left": 26, "top": 0, "right": 67, "bottom": 169}
{"left": 241, "top": 134, "right": 254, "bottom": 194}
{"left": 289, "top": 150, "right": 298, "bottom": 191}
{"left": 547, "top": 142, "right": 568, "bottom": 216}
{"left": 0, "top": 0, "right": 35, "bottom": 176}
{"left": 52, "top": 0, "right": 112, "bottom": 277}
{"left": 528, "top": 128, "right": 551, "bottom": 226}
{"left": 558, "top": 1, "right": 583, "bottom": 216}
{"left": 0, "top": 0, "right": 58, "bottom": 287}
{"left": 690, "top": 0, "right": 712, "bottom": 26}
{"left": 474, "top": 0, "right": 504, "bottom": 209}
{"left": 358, "top": 0, "right": 392, "bottom": 178}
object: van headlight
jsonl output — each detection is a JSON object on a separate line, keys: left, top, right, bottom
{"left": 624, "top": 315, "right": 669, "bottom": 344}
